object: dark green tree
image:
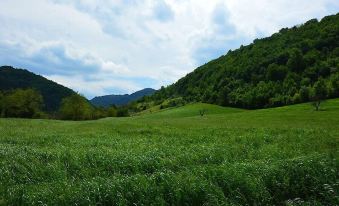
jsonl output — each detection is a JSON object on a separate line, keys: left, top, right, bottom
{"left": 329, "top": 73, "right": 339, "bottom": 97}
{"left": 266, "top": 64, "right": 288, "bottom": 81}
{"left": 117, "top": 107, "right": 129, "bottom": 117}
{"left": 2, "top": 89, "right": 44, "bottom": 118}
{"left": 106, "top": 106, "right": 118, "bottom": 117}
{"left": 59, "top": 94, "right": 93, "bottom": 120}
{"left": 311, "top": 79, "right": 328, "bottom": 111}
{"left": 287, "top": 48, "right": 305, "bottom": 73}
{"left": 299, "top": 86, "right": 310, "bottom": 102}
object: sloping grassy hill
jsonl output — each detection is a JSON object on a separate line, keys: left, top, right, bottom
{"left": 0, "top": 100, "right": 338, "bottom": 205}
{"left": 141, "top": 103, "right": 244, "bottom": 118}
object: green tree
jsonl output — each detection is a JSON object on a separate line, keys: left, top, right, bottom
{"left": 266, "top": 64, "right": 288, "bottom": 81}
{"left": 310, "top": 79, "right": 327, "bottom": 111}
{"left": 59, "top": 94, "right": 93, "bottom": 120}
{"left": 304, "top": 49, "right": 320, "bottom": 67}
{"left": 287, "top": 48, "right": 305, "bottom": 73}
{"left": 2, "top": 89, "right": 44, "bottom": 118}
{"left": 117, "top": 107, "right": 129, "bottom": 117}
{"left": 0, "top": 91, "right": 4, "bottom": 117}
{"left": 329, "top": 73, "right": 339, "bottom": 97}
{"left": 106, "top": 106, "right": 117, "bottom": 117}
{"left": 283, "top": 74, "right": 297, "bottom": 97}
{"left": 299, "top": 86, "right": 310, "bottom": 102}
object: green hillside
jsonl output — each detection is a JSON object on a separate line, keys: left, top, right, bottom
{"left": 142, "top": 103, "right": 244, "bottom": 118}
{"left": 0, "top": 99, "right": 338, "bottom": 205}
{"left": 143, "top": 13, "right": 339, "bottom": 109}
{"left": 0, "top": 66, "right": 76, "bottom": 111}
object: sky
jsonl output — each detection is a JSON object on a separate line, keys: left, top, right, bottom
{"left": 0, "top": 0, "right": 338, "bottom": 98}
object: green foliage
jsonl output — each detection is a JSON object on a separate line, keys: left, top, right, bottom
{"left": 299, "top": 86, "right": 310, "bottom": 101}
{"left": 310, "top": 78, "right": 328, "bottom": 111}
{"left": 1, "top": 89, "right": 45, "bottom": 118}
{"left": 0, "top": 90, "right": 122, "bottom": 120}
{"left": 141, "top": 13, "right": 339, "bottom": 109}
{"left": 106, "top": 106, "right": 118, "bottom": 117}
{"left": 159, "top": 97, "right": 186, "bottom": 110}
{"left": 266, "top": 64, "right": 288, "bottom": 81}
{"left": 0, "top": 99, "right": 338, "bottom": 205}
{"left": 116, "top": 107, "right": 130, "bottom": 117}
{"left": 59, "top": 94, "right": 93, "bottom": 120}
{"left": 287, "top": 48, "right": 306, "bottom": 72}
{"left": 0, "top": 66, "right": 76, "bottom": 111}
{"left": 330, "top": 72, "right": 339, "bottom": 96}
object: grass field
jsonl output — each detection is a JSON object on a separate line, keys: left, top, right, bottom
{"left": 0, "top": 99, "right": 338, "bottom": 205}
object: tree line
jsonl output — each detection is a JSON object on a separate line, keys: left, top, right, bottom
{"left": 0, "top": 66, "right": 76, "bottom": 111}
{"left": 0, "top": 89, "right": 129, "bottom": 120}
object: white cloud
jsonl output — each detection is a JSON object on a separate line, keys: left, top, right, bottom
{"left": 45, "top": 73, "right": 141, "bottom": 97}
{"left": 225, "top": 0, "right": 338, "bottom": 37}
{"left": 0, "top": 0, "right": 337, "bottom": 98}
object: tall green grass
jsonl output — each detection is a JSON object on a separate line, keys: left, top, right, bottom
{"left": 0, "top": 99, "right": 338, "bottom": 205}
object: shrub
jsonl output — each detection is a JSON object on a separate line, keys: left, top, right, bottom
{"left": 1, "top": 89, "right": 44, "bottom": 118}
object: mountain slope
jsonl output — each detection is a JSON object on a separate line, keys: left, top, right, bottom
{"left": 0, "top": 66, "right": 76, "bottom": 111}
{"left": 147, "top": 13, "right": 339, "bottom": 109}
{"left": 90, "top": 88, "right": 156, "bottom": 107}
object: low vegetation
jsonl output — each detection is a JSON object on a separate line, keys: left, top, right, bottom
{"left": 0, "top": 99, "right": 338, "bottom": 205}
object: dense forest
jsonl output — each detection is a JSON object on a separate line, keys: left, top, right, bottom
{"left": 141, "top": 13, "right": 339, "bottom": 109}
{"left": 0, "top": 88, "right": 129, "bottom": 120}
{"left": 0, "top": 66, "right": 76, "bottom": 111}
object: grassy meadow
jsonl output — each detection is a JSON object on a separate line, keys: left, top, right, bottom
{"left": 0, "top": 99, "right": 338, "bottom": 205}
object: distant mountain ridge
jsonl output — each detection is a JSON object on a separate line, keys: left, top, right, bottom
{"left": 90, "top": 88, "right": 156, "bottom": 107}
{"left": 0, "top": 66, "right": 76, "bottom": 111}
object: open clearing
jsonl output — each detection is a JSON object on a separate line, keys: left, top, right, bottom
{"left": 0, "top": 100, "right": 338, "bottom": 205}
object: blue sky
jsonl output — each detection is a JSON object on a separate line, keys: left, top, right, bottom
{"left": 0, "top": 0, "right": 338, "bottom": 98}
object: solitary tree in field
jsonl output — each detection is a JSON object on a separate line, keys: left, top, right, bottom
{"left": 199, "top": 109, "right": 206, "bottom": 116}
{"left": 311, "top": 79, "right": 327, "bottom": 111}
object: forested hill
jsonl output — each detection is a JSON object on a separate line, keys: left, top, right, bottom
{"left": 148, "top": 13, "right": 339, "bottom": 109}
{"left": 91, "top": 88, "right": 156, "bottom": 107}
{"left": 0, "top": 66, "right": 76, "bottom": 111}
